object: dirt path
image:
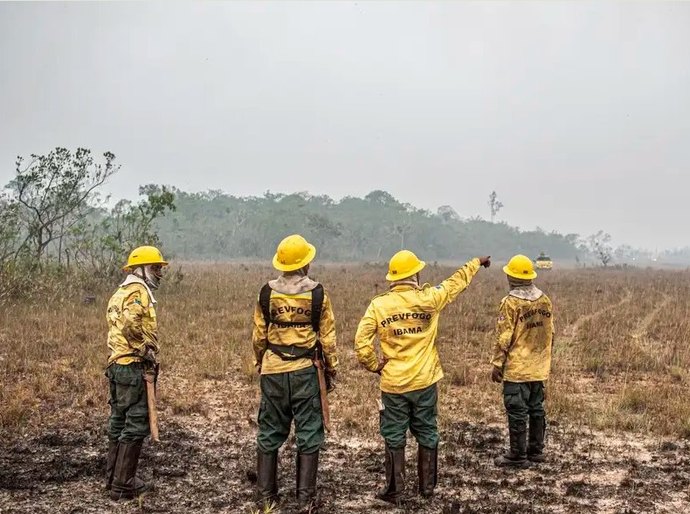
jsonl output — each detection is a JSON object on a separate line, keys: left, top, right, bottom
{"left": 562, "top": 290, "right": 633, "bottom": 341}
{"left": 630, "top": 292, "right": 670, "bottom": 340}
{"left": 1, "top": 376, "right": 689, "bottom": 514}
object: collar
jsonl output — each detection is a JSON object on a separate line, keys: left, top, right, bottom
{"left": 508, "top": 284, "right": 543, "bottom": 301}
{"left": 268, "top": 275, "right": 320, "bottom": 295}
{"left": 120, "top": 274, "right": 157, "bottom": 304}
{"left": 389, "top": 279, "right": 421, "bottom": 292}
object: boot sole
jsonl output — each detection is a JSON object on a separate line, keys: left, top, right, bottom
{"left": 106, "top": 485, "right": 152, "bottom": 493}
{"left": 109, "top": 486, "right": 152, "bottom": 500}
{"left": 494, "top": 459, "right": 531, "bottom": 469}
{"left": 110, "top": 491, "right": 136, "bottom": 501}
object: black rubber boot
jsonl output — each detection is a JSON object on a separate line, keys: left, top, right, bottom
{"left": 528, "top": 415, "right": 546, "bottom": 463}
{"left": 110, "top": 440, "right": 152, "bottom": 500}
{"left": 105, "top": 440, "right": 119, "bottom": 490}
{"left": 417, "top": 445, "right": 438, "bottom": 498}
{"left": 376, "top": 445, "right": 405, "bottom": 505}
{"left": 296, "top": 451, "right": 319, "bottom": 510}
{"left": 494, "top": 421, "right": 531, "bottom": 469}
{"left": 256, "top": 450, "right": 279, "bottom": 505}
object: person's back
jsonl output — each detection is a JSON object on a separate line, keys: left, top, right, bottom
{"left": 364, "top": 282, "right": 458, "bottom": 394}
{"left": 252, "top": 234, "right": 338, "bottom": 511}
{"left": 491, "top": 254, "right": 554, "bottom": 468}
{"left": 355, "top": 250, "right": 490, "bottom": 503}
{"left": 254, "top": 273, "right": 329, "bottom": 375}
{"left": 495, "top": 288, "right": 553, "bottom": 383}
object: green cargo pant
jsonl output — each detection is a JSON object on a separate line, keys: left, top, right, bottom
{"left": 105, "top": 363, "right": 150, "bottom": 443}
{"left": 503, "top": 381, "right": 545, "bottom": 426}
{"left": 257, "top": 365, "right": 324, "bottom": 454}
{"left": 380, "top": 383, "right": 439, "bottom": 449}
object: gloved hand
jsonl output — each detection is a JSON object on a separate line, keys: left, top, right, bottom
{"left": 375, "top": 357, "right": 389, "bottom": 375}
{"left": 143, "top": 346, "right": 160, "bottom": 366}
{"left": 325, "top": 368, "right": 337, "bottom": 393}
{"left": 479, "top": 256, "right": 492, "bottom": 268}
{"left": 142, "top": 349, "right": 160, "bottom": 380}
{"left": 491, "top": 366, "right": 503, "bottom": 383}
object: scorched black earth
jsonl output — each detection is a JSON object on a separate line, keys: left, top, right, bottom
{"left": 1, "top": 415, "right": 688, "bottom": 513}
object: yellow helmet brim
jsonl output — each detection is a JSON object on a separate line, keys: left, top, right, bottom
{"left": 386, "top": 260, "right": 426, "bottom": 281}
{"left": 123, "top": 259, "right": 168, "bottom": 271}
{"left": 272, "top": 244, "right": 316, "bottom": 272}
{"left": 503, "top": 264, "right": 537, "bottom": 280}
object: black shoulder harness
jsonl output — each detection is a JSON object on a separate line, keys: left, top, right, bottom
{"left": 259, "top": 283, "right": 324, "bottom": 360}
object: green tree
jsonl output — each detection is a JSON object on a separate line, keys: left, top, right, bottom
{"left": 587, "top": 231, "right": 613, "bottom": 267}
{"left": 0, "top": 195, "right": 20, "bottom": 263}
{"left": 7, "top": 148, "right": 118, "bottom": 264}
{"left": 152, "top": 189, "right": 584, "bottom": 262}
{"left": 70, "top": 185, "right": 176, "bottom": 277}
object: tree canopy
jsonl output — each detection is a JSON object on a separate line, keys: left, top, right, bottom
{"left": 154, "top": 189, "right": 582, "bottom": 262}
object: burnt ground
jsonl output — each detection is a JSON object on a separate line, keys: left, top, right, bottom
{"left": 1, "top": 411, "right": 689, "bottom": 514}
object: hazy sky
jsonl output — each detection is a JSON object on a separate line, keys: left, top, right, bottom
{"left": 1, "top": 1, "right": 688, "bottom": 250}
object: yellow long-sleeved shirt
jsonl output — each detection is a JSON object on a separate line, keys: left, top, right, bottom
{"left": 252, "top": 276, "right": 338, "bottom": 375}
{"left": 354, "top": 259, "right": 481, "bottom": 394}
{"left": 492, "top": 288, "right": 554, "bottom": 382}
{"left": 107, "top": 276, "right": 159, "bottom": 366}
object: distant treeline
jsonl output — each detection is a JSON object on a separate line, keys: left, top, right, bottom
{"left": 7, "top": 145, "right": 685, "bottom": 304}
{"left": 154, "top": 189, "right": 582, "bottom": 262}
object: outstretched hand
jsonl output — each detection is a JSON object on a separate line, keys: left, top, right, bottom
{"left": 479, "top": 256, "right": 491, "bottom": 268}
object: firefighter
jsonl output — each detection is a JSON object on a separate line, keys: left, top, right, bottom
{"left": 105, "top": 245, "right": 168, "bottom": 500}
{"left": 252, "top": 234, "right": 338, "bottom": 510}
{"left": 354, "top": 250, "right": 491, "bottom": 503}
{"left": 491, "top": 254, "right": 554, "bottom": 468}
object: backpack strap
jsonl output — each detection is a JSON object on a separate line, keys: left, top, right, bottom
{"left": 259, "top": 283, "right": 272, "bottom": 328}
{"left": 259, "top": 282, "right": 324, "bottom": 361}
{"left": 310, "top": 284, "right": 324, "bottom": 334}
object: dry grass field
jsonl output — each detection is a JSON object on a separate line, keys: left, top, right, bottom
{"left": 1, "top": 263, "right": 689, "bottom": 513}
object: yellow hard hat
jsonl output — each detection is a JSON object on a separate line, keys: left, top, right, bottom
{"left": 503, "top": 254, "right": 537, "bottom": 280}
{"left": 273, "top": 234, "right": 316, "bottom": 272}
{"left": 123, "top": 245, "right": 168, "bottom": 271}
{"left": 386, "top": 250, "right": 426, "bottom": 281}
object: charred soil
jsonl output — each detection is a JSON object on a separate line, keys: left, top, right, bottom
{"left": 1, "top": 384, "right": 689, "bottom": 514}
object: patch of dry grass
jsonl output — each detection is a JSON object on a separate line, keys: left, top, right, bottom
{"left": 1, "top": 264, "right": 689, "bottom": 441}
